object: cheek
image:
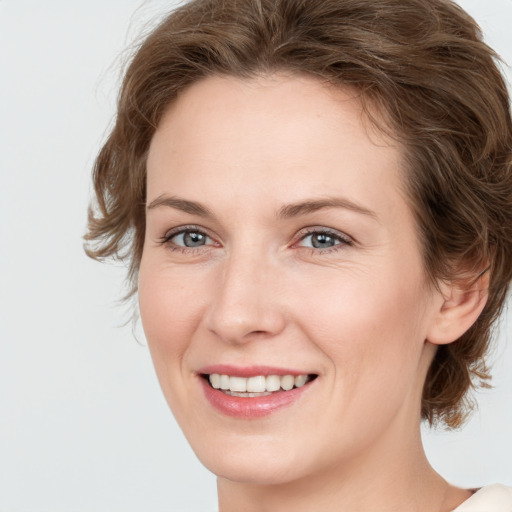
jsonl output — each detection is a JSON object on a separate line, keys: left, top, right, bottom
{"left": 137, "top": 260, "right": 217, "bottom": 431}
{"left": 294, "top": 264, "right": 429, "bottom": 396}
{"left": 138, "top": 260, "right": 207, "bottom": 369}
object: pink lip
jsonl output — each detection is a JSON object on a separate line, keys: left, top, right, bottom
{"left": 197, "top": 367, "right": 315, "bottom": 418}
{"left": 198, "top": 364, "right": 308, "bottom": 378}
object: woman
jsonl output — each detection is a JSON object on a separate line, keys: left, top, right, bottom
{"left": 85, "top": 0, "right": 512, "bottom": 510}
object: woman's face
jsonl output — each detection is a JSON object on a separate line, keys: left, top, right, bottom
{"left": 139, "top": 74, "right": 444, "bottom": 484}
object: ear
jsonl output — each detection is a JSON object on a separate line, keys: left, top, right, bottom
{"left": 426, "top": 270, "right": 489, "bottom": 346}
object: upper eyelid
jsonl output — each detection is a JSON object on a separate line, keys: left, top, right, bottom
{"left": 163, "top": 225, "right": 214, "bottom": 241}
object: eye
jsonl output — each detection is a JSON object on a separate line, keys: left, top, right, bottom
{"left": 161, "top": 227, "right": 215, "bottom": 250}
{"left": 173, "top": 230, "right": 209, "bottom": 247}
{"left": 296, "top": 229, "right": 352, "bottom": 251}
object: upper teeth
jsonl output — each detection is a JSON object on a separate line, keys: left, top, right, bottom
{"left": 208, "top": 374, "right": 309, "bottom": 393}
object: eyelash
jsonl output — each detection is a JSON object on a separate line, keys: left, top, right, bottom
{"left": 159, "top": 226, "right": 353, "bottom": 254}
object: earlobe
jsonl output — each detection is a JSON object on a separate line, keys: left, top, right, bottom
{"left": 426, "top": 271, "right": 489, "bottom": 346}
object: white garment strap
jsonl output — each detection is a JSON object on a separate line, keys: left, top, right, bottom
{"left": 452, "top": 484, "right": 512, "bottom": 512}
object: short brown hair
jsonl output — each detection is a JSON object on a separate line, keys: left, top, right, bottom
{"left": 85, "top": 0, "right": 512, "bottom": 428}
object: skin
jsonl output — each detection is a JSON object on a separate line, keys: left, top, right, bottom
{"left": 138, "top": 74, "right": 486, "bottom": 511}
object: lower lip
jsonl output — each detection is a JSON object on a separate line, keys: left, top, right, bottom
{"left": 200, "top": 378, "right": 312, "bottom": 418}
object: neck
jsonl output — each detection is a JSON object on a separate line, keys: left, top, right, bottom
{"left": 217, "top": 420, "right": 470, "bottom": 512}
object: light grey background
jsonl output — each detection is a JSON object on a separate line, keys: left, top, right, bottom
{"left": 1, "top": 1, "right": 511, "bottom": 511}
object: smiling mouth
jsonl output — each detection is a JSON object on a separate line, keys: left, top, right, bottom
{"left": 202, "top": 373, "right": 318, "bottom": 397}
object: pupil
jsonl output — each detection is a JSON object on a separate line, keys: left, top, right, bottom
{"left": 184, "top": 232, "right": 206, "bottom": 247}
{"left": 312, "top": 233, "right": 334, "bottom": 248}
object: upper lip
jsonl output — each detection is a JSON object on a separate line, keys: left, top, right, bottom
{"left": 197, "top": 364, "right": 314, "bottom": 378}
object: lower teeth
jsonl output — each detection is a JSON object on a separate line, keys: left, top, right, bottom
{"left": 224, "top": 390, "right": 274, "bottom": 397}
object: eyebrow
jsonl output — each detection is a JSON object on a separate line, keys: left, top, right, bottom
{"left": 146, "top": 194, "right": 377, "bottom": 220}
{"left": 146, "top": 195, "right": 214, "bottom": 217}
{"left": 277, "top": 197, "right": 378, "bottom": 220}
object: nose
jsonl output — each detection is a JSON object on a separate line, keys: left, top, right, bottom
{"left": 204, "top": 250, "right": 286, "bottom": 344}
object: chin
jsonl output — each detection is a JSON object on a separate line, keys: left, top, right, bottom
{"left": 205, "top": 457, "right": 307, "bottom": 486}
{"left": 186, "top": 430, "right": 314, "bottom": 485}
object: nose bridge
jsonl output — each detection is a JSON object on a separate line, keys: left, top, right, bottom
{"left": 206, "top": 243, "right": 285, "bottom": 343}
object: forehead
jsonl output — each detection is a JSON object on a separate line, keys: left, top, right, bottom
{"left": 151, "top": 73, "right": 392, "bottom": 152}
{"left": 146, "top": 73, "right": 407, "bottom": 220}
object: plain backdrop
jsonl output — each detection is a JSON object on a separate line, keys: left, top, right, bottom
{"left": 1, "top": 1, "right": 511, "bottom": 511}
